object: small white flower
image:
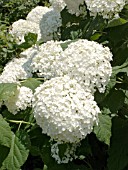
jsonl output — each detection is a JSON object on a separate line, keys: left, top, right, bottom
{"left": 4, "top": 86, "right": 33, "bottom": 114}
{"left": 51, "top": 142, "right": 79, "bottom": 164}
{"left": 31, "top": 40, "right": 64, "bottom": 79}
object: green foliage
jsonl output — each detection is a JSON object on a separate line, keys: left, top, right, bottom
{"left": 107, "top": 18, "right": 127, "bottom": 28}
{"left": 0, "top": 0, "right": 49, "bottom": 72}
{"left": 21, "top": 78, "right": 42, "bottom": 92}
{"left": 105, "top": 89, "right": 125, "bottom": 113}
{"left": 94, "top": 112, "right": 112, "bottom": 145}
{"left": 17, "top": 32, "right": 38, "bottom": 49}
{"left": 0, "top": 24, "right": 21, "bottom": 72}
{"left": 0, "top": 83, "right": 17, "bottom": 102}
{"left": 0, "top": 114, "right": 29, "bottom": 169}
{"left": 0, "top": 145, "right": 10, "bottom": 168}
{"left": 107, "top": 117, "right": 128, "bottom": 170}
{"left": 0, "top": 0, "right": 41, "bottom": 24}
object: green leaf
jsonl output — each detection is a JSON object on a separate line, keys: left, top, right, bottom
{"left": 107, "top": 117, "right": 128, "bottom": 170}
{"left": 17, "top": 32, "right": 38, "bottom": 49}
{"left": 0, "top": 114, "right": 13, "bottom": 147}
{"left": 16, "top": 130, "right": 31, "bottom": 150}
{"left": 76, "top": 137, "right": 92, "bottom": 157}
{"left": 0, "top": 115, "right": 29, "bottom": 170}
{"left": 0, "top": 83, "right": 17, "bottom": 102}
{"left": 107, "top": 18, "right": 127, "bottom": 28}
{"left": 2, "top": 134, "right": 29, "bottom": 170}
{"left": 113, "top": 60, "right": 128, "bottom": 76}
{"left": 21, "top": 78, "right": 42, "bottom": 92}
{"left": 60, "top": 39, "right": 78, "bottom": 50}
{"left": 0, "top": 145, "right": 10, "bottom": 168}
{"left": 83, "top": 15, "right": 106, "bottom": 39}
{"left": 94, "top": 113, "right": 112, "bottom": 145}
{"left": 105, "top": 89, "right": 125, "bottom": 113}
{"left": 90, "top": 33, "right": 102, "bottom": 41}
{"left": 24, "top": 32, "right": 37, "bottom": 45}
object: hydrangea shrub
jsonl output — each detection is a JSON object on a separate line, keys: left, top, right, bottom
{"left": 0, "top": 0, "right": 128, "bottom": 169}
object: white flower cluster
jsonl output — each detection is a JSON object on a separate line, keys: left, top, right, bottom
{"left": 51, "top": 142, "right": 79, "bottom": 164}
{"left": 10, "top": 19, "right": 41, "bottom": 44}
{"left": 0, "top": 57, "right": 33, "bottom": 83}
{"left": 26, "top": 6, "right": 50, "bottom": 24}
{"left": 30, "top": 39, "right": 112, "bottom": 93}
{"left": 31, "top": 40, "right": 64, "bottom": 79}
{"left": 4, "top": 86, "right": 33, "bottom": 115}
{"left": 50, "top": 0, "right": 126, "bottom": 18}
{"left": 10, "top": 6, "right": 62, "bottom": 43}
{"left": 58, "top": 39, "right": 112, "bottom": 93}
{"left": 32, "top": 76, "right": 100, "bottom": 143}
{"left": 85, "top": 0, "right": 126, "bottom": 19}
{"left": 0, "top": 38, "right": 113, "bottom": 161}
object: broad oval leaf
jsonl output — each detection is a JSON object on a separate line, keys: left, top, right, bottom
{"left": 0, "top": 83, "right": 17, "bottom": 102}
{"left": 93, "top": 113, "right": 112, "bottom": 145}
{"left": 0, "top": 115, "right": 29, "bottom": 170}
{"left": 21, "top": 78, "right": 42, "bottom": 92}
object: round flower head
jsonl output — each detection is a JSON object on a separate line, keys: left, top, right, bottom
{"left": 63, "top": 0, "right": 84, "bottom": 16}
{"left": 49, "top": 0, "right": 66, "bottom": 12}
{"left": 33, "top": 76, "right": 100, "bottom": 143}
{"left": 39, "top": 8, "right": 62, "bottom": 42}
{"left": 84, "top": 0, "right": 126, "bottom": 19}
{"left": 31, "top": 40, "right": 64, "bottom": 79}
{"left": 26, "top": 6, "right": 51, "bottom": 24}
{"left": 57, "top": 39, "right": 112, "bottom": 93}
{"left": 4, "top": 86, "right": 33, "bottom": 115}
{"left": 0, "top": 57, "right": 33, "bottom": 83}
{"left": 10, "top": 19, "right": 41, "bottom": 44}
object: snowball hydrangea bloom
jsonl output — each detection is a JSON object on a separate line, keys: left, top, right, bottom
{"left": 0, "top": 57, "right": 33, "bottom": 83}
{"left": 26, "top": 6, "right": 51, "bottom": 24}
{"left": 57, "top": 39, "right": 112, "bottom": 93}
{"left": 33, "top": 76, "right": 100, "bottom": 143}
{"left": 10, "top": 19, "right": 41, "bottom": 44}
{"left": 31, "top": 40, "right": 64, "bottom": 79}
{"left": 4, "top": 86, "right": 33, "bottom": 114}
{"left": 84, "top": 0, "right": 126, "bottom": 19}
